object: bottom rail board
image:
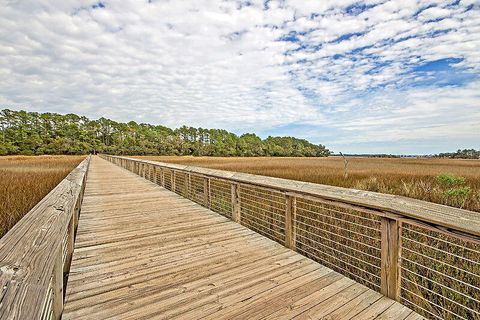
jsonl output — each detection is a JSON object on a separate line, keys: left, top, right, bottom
{"left": 63, "top": 156, "right": 422, "bottom": 320}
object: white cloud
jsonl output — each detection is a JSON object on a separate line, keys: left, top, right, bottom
{"left": 0, "top": 0, "right": 479, "bottom": 153}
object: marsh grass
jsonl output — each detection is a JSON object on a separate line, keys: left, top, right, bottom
{"left": 0, "top": 155, "right": 84, "bottom": 237}
{"left": 137, "top": 156, "right": 480, "bottom": 212}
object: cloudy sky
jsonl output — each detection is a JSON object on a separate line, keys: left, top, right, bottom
{"left": 1, "top": 0, "right": 479, "bottom": 154}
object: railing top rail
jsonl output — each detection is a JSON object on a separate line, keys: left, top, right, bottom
{"left": 0, "top": 156, "right": 90, "bottom": 319}
{"left": 108, "top": 155, "right": 480, "bottom": 238}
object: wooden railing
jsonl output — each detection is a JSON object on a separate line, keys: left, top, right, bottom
{"left": 102, "top": 154, "right": 480, "bottom": 320}
{"left": 0, "top": 156, "right": 90, "bottom": 320}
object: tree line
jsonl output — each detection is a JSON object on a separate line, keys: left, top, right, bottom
{"left": 0, "top": 109, "right": 330, "bottom": 157}
{"left": 436, "top": 149, "right": 480, "bottom": 159}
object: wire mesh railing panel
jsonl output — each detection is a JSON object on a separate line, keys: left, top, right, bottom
{"left": 188, "top": 174, "right": 206, "bottom": 205}
{"left": 209, "top": 179, "right": 232, "bottom": 218}
{"left": 401, "top": 223, "right": 480, "bottom": 320}
{"left": 295, "top": 198, "right": 382, "bottom": 290}
{"left": 163, "top": 169, "right": 172, "bottom": 191}
{"left": 174, "top": 171, "right": 188, "bottom": 197}
{"left": 239, "top": 184, "right": 286, "bottom": 244}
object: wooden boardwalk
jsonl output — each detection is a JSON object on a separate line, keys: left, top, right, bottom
{"left": 63, "top": 156, "right": 421, "bottom": 319}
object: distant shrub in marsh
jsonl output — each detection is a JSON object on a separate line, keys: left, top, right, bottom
{"left": 442, "top": 186, "right": 471, "bottom": 209}
{"left": 435, "top": 173, "right": 466, "bottom": 186}
{"left": 443, "top": 186, "right": 471, "bottom": 197}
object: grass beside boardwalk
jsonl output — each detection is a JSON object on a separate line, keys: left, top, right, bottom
{"left": 137, "top": 156, "right": 480, "bottom": 213}
{"left": 0, "top": 155, "right": 84, "bottom": 237}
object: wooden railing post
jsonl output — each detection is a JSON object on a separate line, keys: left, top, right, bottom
{"left": 381, "top": 217, "right": 402, "bottom": 301}
{"left": 285, "top": 195, "right": 296, "bottom": 249}
{"left": 153, "top": 166, "right": 158, "bottom": 184}
{"left": 207, "top": 178, "right": 211, "bottom": 209}
{"left": 52, "top": 245, "right": 64, "bottom": 319}
{"left": 231, "top": 183, "right": 241, "bottom": 223}
{"left": 64, "top": 216, "right": 75, "bottom": 273}
{"left": 203, "top": 177, "right": 209, "bottom": 207}
{"left": 161, "top": 168, "right": 165, "bottom": 187}
{"left": 172, "top": 171, "right": 176, "bottom": 191}
{"left": 74, "top": 193, "right": 80, "bottom": 229}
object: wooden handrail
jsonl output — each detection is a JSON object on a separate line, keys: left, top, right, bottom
{"left": 0, "top": 156, "right": 90, "bottom": 320}
{"left": 101, "top": 154, "right": 480, "bottom": 319}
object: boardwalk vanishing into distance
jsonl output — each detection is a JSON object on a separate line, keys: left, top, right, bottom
{"left": 1, "top": 155, "right": 479, "bottom": 319}
{"left": 63, "top": 157, "right": 419, "bottom": 319}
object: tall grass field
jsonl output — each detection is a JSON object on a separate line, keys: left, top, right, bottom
{"left": 0, "top": 155, "right": 84, "bottom": 237}
{"left": 137, "top": 156, "right": 480, "bottom": 213}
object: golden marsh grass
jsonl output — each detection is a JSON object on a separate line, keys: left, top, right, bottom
{"left": 0, "top": 155, "right": 84, "bottom": 237}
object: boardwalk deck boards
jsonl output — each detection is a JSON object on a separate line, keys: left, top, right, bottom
{"left": 62, "top": 157, "right": 422, "bottom": 319}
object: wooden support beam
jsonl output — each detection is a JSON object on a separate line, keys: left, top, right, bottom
{"left": 203, "top": 177, "right": 209, "bottom": 207}
{"left": 64, "top": 215, "right": 74, "bottom": 274}
{"left": 285, "top": 195, "right": 296, "bottom": 249}
{"left": 381, "top": 217, "right": 402, "bottom": 301}
{"left": 74, "top": 194, "right": 80, "bottom": 230}
{"left": 231, "top": 183, "right": 241, "bottom": 223}
{"left": 207, "top": 178, "right": 212, "bottom": 209}
{"left": 52, "top": 245, "right": 64, "bottom": 320}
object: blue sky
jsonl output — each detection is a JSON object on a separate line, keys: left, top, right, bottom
{"left": 0, "top": 0, "right": 479, "bottom": 154}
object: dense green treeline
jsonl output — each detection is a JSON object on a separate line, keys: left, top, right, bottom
{"left": 436, "top": 149, "right": 480, "bottom": 159}
{"left": 0, "top": 109, "right": 330, "bottom": 157}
